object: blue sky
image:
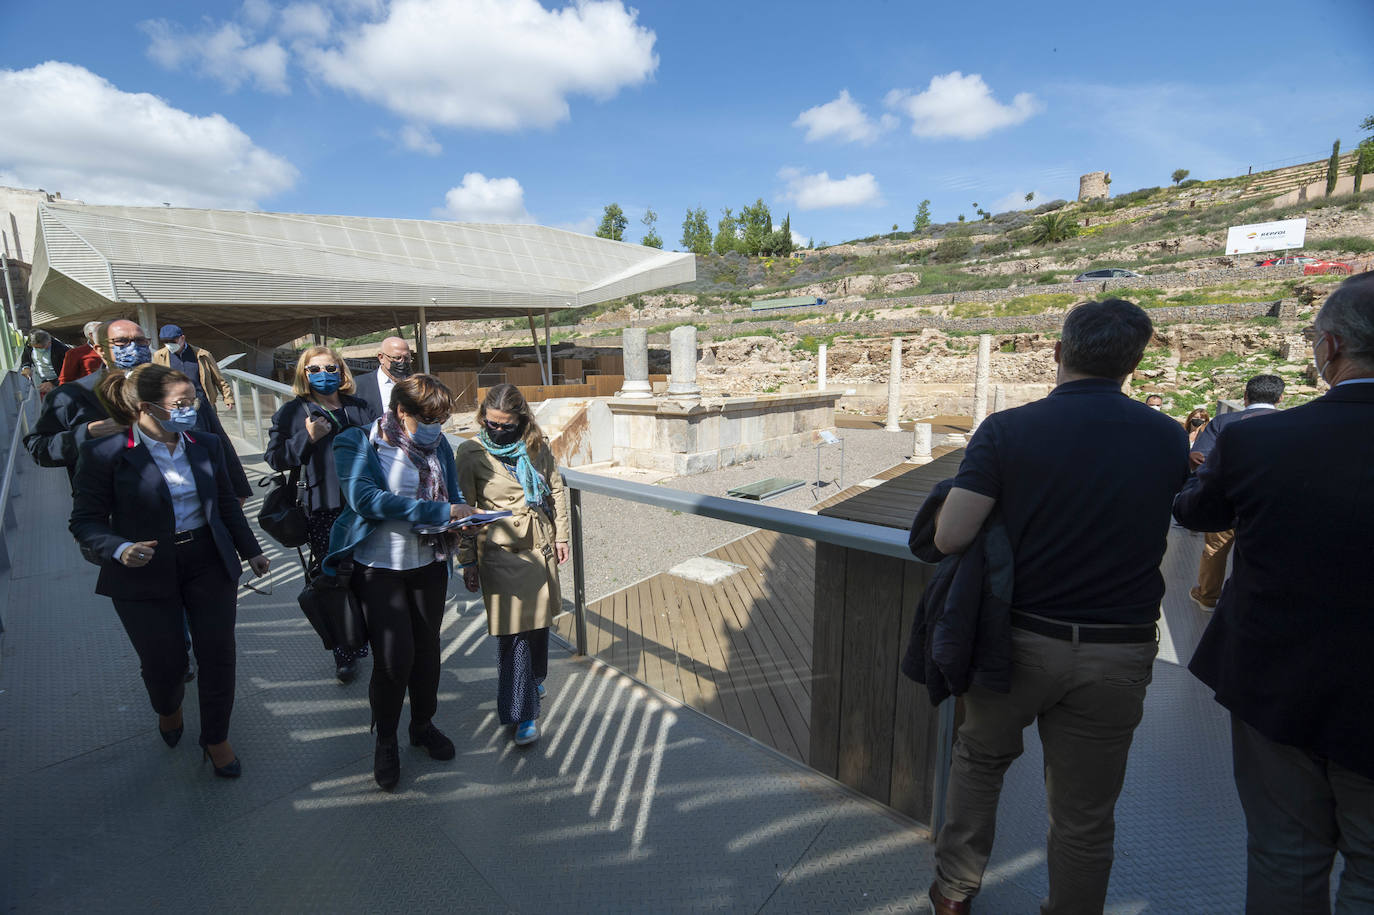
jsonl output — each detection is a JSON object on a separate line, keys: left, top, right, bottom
{"left": 1, "top": 0, "right": 1371, "bottom": 248}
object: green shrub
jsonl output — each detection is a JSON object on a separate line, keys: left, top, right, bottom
{"left": 1028, "top": 212, "right": 1080, "bottom": 245}
{"left": 1308, "top": 235, "right": 1374, "bottom": 255}
{"left": 932, "top": 236, "right": 973, "bottom": 263}
{"left": 981, "top": 239, "right": 1012, "bottom": 256}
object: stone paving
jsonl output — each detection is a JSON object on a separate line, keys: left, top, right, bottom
{"left": 0, "top": 430, "right": 1259, "bottom": 912}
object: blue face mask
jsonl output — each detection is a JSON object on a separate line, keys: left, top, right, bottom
{"left": 155, "top": 405, "right": 198, "bottom": 434}
{"left": 411, "top": 421, "right": 443, "bottom": 446}
{"left": 112, "top": 341, "right": 152, "bottom": 369}
{"left": 308, "top": 372, "right": 341, "bottom": 394}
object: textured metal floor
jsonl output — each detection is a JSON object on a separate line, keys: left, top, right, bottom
{"left": 0, "top": 437, "right": 1251, "bottom": 913}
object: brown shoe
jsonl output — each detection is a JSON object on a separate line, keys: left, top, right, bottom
{"left": 929, "top": 881, "right": 972, "bottom": 914}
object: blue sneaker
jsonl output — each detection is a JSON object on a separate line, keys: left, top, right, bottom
{"left": 514, "top": 719, "right": 539, "bottom": 746}
{"left": 536, "top": 682, "right": 547, "bottom": 700}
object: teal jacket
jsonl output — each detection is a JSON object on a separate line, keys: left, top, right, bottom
{"left": 323, "top": 425, "right": 465, "bottom": 576}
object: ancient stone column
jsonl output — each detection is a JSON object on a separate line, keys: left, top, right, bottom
{"left": 972, "top": 334, "right": 991, "bottom": 430}
{"left": 913, "top": 422, "right": 933, "bottom": 463}
{"left": 667, "top": 325, "right": 701, "bottom": 401}
{"left": 618, "top": 327, "right": 653, "bottom": 399}
{"left": 884, "top": 337, "right": 902, "bottom": 432}
{"left": 993, "top": 384, "right": 1006, "bottom": 414}
{"left": 817, "top": 343, "right": 827, "bottom": 391}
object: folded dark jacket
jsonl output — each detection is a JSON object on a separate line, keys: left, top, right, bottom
{"left": 902, "top": 478, "right": 1014, "bottom": 705}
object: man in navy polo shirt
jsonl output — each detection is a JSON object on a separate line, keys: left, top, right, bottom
{"left": 928, "top": 299, "right": 1189, "bottom": 914}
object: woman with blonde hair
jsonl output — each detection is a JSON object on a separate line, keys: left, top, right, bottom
{"left": 456, "top": 383, "right": 570, "bottom": 747}
{"left": 70, "top": 363, "right": 269, "bottom": 777}
{"left": 265, "top": 346, "right": 377, "bottom": 681}
{"left": 1182, "top": 407, "right": 1210, "bottom": 448}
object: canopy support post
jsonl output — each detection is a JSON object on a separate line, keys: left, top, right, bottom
{"left": 417, "top": 306, "right": 431, "bottom": 375}
{"left": 544, "top": 312, "right": 553, "bottom": 385}
{"left": 527, "top": 312, "right": 547, "bottom": 385}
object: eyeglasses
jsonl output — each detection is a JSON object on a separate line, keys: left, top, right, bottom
{"left": 242, "top": 573, "right": 274, "bottom": 596}
{"left": 110, "top": 336, "right": 149, "bottom": 347}
{"left": 154, "top": 397, "right": 203, "bottom": 412}
{"left": 380, "top": 353, "right": 411, "bottom": 364}
{"left": 305, "top": 364, "right": 340, "bottom": 374}
{"left": 484, "top": 419, "right": 520, "bottom": 432}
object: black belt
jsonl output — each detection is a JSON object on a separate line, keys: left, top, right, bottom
{"left": 1011, "top": 611, "right": 1157, "bottom": 645}
{"left": 173, "top": 526, "right": 210, "bottom": 546}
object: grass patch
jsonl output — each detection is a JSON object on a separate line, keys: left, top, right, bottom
{"left": 792, "top": 333, "right": 836, "bottom": 354}
{"left": 645, "top": 322, "right": 707, "bottom": 334}
{"left": 1182, "top": 352, "right": 1242, "bottom": 374}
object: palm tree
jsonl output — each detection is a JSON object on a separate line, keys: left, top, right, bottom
{"left": 1028, "top": 211, "right": 1080, "bottom": 245}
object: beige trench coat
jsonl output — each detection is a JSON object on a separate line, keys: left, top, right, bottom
{"left": 454, "top": 438, "right": 571, "bottom": 637}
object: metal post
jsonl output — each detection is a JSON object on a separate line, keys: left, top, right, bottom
{"left": 570, "top": 487, "right": 588, "bottom": 656}
{"left": 839, "top": 437, "right": 845, "bottom": 490}
{"left": 0, "top": 253, "right": 18, "bottom": 328}
{"left": 930, "top": 696, "right": 956, "bottom": 838}
{"left": 544, "top": 311, "right": 552, "bottom": 384}
{"left": 250, "top": 382, "right": 264, "bottom": 446}
{"left": 527, "top": 312, "right": 546, "bottom": 385}
{"left": 417, "top": 305, "right": 431, "bottom": 375}
{"left": 232, "top": 379, "right": 246, "bottom": 439}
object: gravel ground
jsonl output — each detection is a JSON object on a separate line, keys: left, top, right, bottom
{"left": 577, "top": 427, "right": 921, "bottom": 601}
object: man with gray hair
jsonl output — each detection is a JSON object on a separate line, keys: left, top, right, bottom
{"left": 59, "top": 320, "right": 105, "bottom": 385}
{"left": 928, "top": 299, "right": 1188, "bottom": 913}
{"left": 1175, "top": 272, "right": 1374, "bottom": 912}
{"left": 20, "top": 329, "right": 70, "bottom": 399}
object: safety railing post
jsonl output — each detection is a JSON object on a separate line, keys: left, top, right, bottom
{"left": 250, "top": 383, "right": 264, "bottom": 446}
{"left": 570, "top": 486, "right": 588, "bottom": 656}
{"left": 232, "top": 379, "right": 245, "bottom": 440}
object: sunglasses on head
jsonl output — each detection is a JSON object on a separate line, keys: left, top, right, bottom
{"left": 305, "top": 364, "right": 339, "bottom": 374}
{"left": 484, "top": 419, "right": 520, "bottom": 432}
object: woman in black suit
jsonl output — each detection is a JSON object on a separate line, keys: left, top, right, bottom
{"left": 265, "top": 345, "right": 377, "bottom": 682}
{"left": 70, "top": 364, "right": 270, "bottom": 777}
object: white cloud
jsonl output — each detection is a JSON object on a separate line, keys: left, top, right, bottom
{"left": 0, "top": 62, "right": 297, "bottom": 208}
{"left": 240, "top": 0, "right": 276, "bottom": 29}
{"left": 141, "top": 18, "right": 289, "bottom": 93}
{"left": 279, "top": 2, "right": 334, "bottom": 40}
{"left": 793, "top": 90, "right": 894, "bottom": 144}
{"left": 778, "top": 167, "right": 883, "bottom": 210}
{"left": 886, "top": 71, "right": 1040, "bottom": 140}
{"left": 398, "top": 124, "right": 441, "bottom": 155}
{"left": 440, "top": 173, "right": 530, "bottom": 222}
{"left": 989, "top": 189, "right": 1045, "bottom": 213}
{"left": 303, "top": 0, "right": 658, "bottom": 130}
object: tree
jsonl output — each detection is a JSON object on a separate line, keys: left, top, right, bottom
{"left": 1354, "top": 117, "right": 1374, "bottom": 194}
{"left": 1024, "top": 192, "right": 1035, "bottom": 204}
{"left": 913, "top": 199, "right": 931, "bottom": 232}
{"left": 680, "top": 207, "right": 712, "bottom": 255}
{"left": 596, "top": 203, "right": 627, "bottom": 241}
{"left": 957, "top": 213, "right": 965, "bottom": 223}
{"left": 713, "top": 207, "right": 739, "bottom": 255}
{"left": 891, "top": 223, "right": 899, "bottom": 233}
{"left": 1326, "top": 140, "right": 1341, "bottom": 196}
{"left": 639, "top": 207, "right": 662, "bottom": 248}
{"left": 1027, "top": 211, "right": 1080, "bottom": 245}
{"left": 739, "top": 198, "right": 771, "bottom": 256}
{"left": 1171, "top": 169, "right": 1190, "bottom": 185}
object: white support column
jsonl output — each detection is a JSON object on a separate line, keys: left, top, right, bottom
{"left": 993, "top": 384, "right": 1006, "bottom": 414}
{"left": 136, "top": 302, "right": 158, "bottom": 341}
{"left": 667, "top": 325, "right": 701, "bottom": 401}
{"left": 618, "top": 327, "right": 653, "bottom": 398}
{"left": 884, "top": 337, "right": 902, "bottom": 432}
{"left": 972, "top": 334, "right": 991, "bottom": 430}
{"left": 913, "top": 422, "right": 933, "bottom": 464}
{"left": 817, "top": 343, "right": 827, "bottom": 391}
{"left": 417, "top": 305, "right": 431, "bottom": 375}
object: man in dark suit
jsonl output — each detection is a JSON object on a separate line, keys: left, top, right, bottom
{"left": 1185, "top": 373, "right": 1284, "bottom": 611}
{"left": 20, "top": 330, "right": 70, "bottom": 399}
{"left": 1175, "top": 272, "right": 1374, "bottom": 912}
{"left": 353, "top": 335, "right": 412, "bottom": 416}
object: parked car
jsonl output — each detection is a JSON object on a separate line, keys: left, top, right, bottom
{"left": 1255, "top": 254, "right": 1352, "bottom": 274}
{"left": 1072, "top": 268, "right": 1142, "bottom": 282}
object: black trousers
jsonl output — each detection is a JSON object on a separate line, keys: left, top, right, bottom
{"left": 111, "top": 531, "right": 238, "bottom": 746}
{"left": 354, "top": 561, "right": 447, "bottom": 740}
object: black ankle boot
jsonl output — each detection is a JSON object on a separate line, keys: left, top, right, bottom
{"left": 374, "top": 736, "right": 400, "bottom": 791}
{"left": 408, "top": 722, "right": 456, "bottom": 761}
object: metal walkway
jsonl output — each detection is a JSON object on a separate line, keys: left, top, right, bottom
{"left": 0, "top": 435, "right": 1250, "bottom": 912}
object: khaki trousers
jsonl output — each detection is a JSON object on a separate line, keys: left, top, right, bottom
{"left": 1196, "top": 528, "right": 1236, "bottom": 603}
{"left": 934, "top": 628, "right": 1158, "bottom": 915}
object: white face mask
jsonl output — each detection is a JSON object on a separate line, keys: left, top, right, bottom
{"left": 1148, "top": 403, "right": 1162, "bottom": 411}
{"left": 1312, "top": 332, "right": 1328, "bottom": 384}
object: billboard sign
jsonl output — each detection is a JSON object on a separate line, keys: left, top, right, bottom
{"left": 1225, "top": 217, "right": 1307, "bottom": 255}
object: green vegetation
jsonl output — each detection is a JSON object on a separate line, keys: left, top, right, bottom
{"left": 1182, "top": 352, "right": 1242, "bottom": 374}
{"left": 951, "top": 292, "right": 1076, "bottom": 319}
{"left": 1028, "top": 211, "right": 1080, "bottom": 245}
{"left": 1308, "top": 235, "right": 1374, "bottom": 255}
{"left": 640, "top": 208, "right": 662, "bottom": 248}
{"left": 596, "top": 203, "right": 626, "bottom": 241}
{"left": 1171, "top": 169, "right": 1190, "bottom": 185}
{"left": 680, "top": 206, "right": 712, "bottom": 255}
{"left": 913, "top": 200, "right": 931, "bottom": 232}
{"left": 932, "top": 236, "right": 973, "bottom": 262}
{"left": 645, "top": 322, "right": 706, "bottom": 334}
{"left": 1326, "top": 140, "right": 1342, "bottom": 196}
{"left": 792, "top": 333, "right": 835, "bottom": 354}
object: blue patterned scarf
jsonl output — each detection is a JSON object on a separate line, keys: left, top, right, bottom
{"left": 478, "top": 430, "right": 550, "bottom": 508}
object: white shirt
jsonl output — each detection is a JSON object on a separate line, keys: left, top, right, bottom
{"left": 32, "top": 346, "right": 57, "bottom": 381}
{"left": 352, "top": 421, "right": 441, "bottom": 571}
{"left": 113, "top": 427, "right": 206, "bottom": 559}
{"left": 375, "top": 367, "right": 396, "bottom": 414}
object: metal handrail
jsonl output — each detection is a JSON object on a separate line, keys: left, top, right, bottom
{"left": 0, "top": 372, "right": 36, "bottom": 551}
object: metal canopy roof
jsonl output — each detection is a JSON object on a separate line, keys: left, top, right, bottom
{"left": 29, "top": 203, "right": 694, "bottom": 345}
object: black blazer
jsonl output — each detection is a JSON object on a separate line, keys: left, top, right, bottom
{"left": 352, "top": 369, "right": 386, "bottom": 418}
{"left": 1174, "top": 383, "right": 1374, "bottom": 779}
{"left": 25, "top": 380, "right": 108, "bottom": 468}
{"left": 1187, "top": 404, "right": 1278, "bottom": 459}
{"left": 70, "top": 429, "right": 263, "bottom": 600}
{"left": 20, "top": 340, "right": 70, "bottom": 379}
{"left": 263, "top": 393, "right": 377, "bottom": 514}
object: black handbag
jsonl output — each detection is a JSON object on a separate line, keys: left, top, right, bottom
{"left": 257, "top": 466, "right": 309, "bottom": 547}
{"left": 295, "top": 551, "right": 367, "bottom": 652}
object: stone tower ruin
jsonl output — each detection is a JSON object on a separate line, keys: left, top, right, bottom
{"left": 1078, "top": 171, "right": 1110, "bottom": 201}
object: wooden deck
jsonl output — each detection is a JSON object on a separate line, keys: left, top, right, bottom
{"left": 555, "top": 529, "right": 816, "bottom": 762}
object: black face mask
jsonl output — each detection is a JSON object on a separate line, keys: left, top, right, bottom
{"left": 384, "top": 358, "right": 412, "bottom": 380}
{"left": 1189, "top": 418, "right": 1205, "bottom": 428}
{"left": 484, "top": 420, "right": 523, "bottom": 446}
